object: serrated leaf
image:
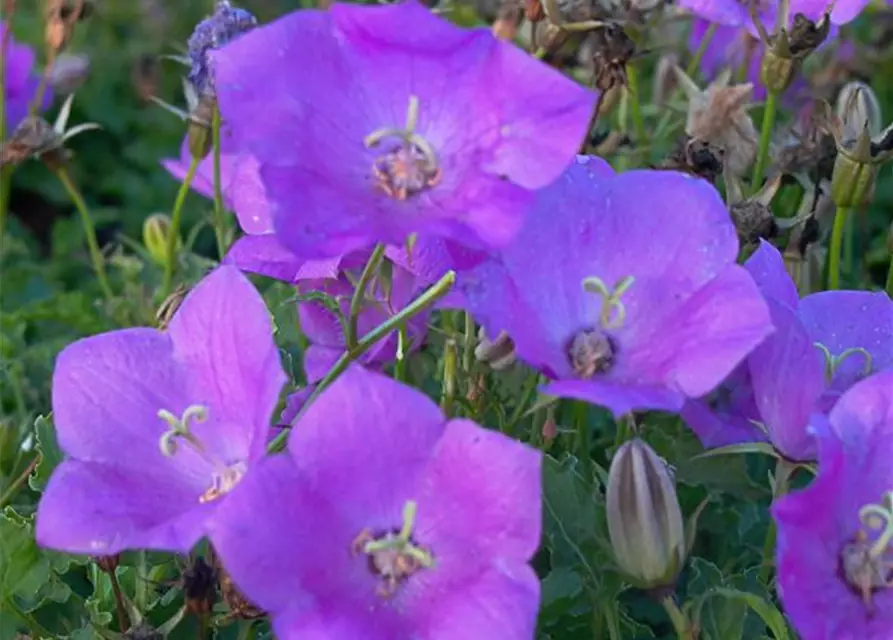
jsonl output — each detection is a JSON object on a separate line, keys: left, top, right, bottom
{"left": 0, "top": 508, "right": 44, "bottom": 601}
{"left": 28, "top": 415, "right": 63, "bottom": 492}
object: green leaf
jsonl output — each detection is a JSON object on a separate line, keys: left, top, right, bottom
{"left": 0, "top": 508, "right": 44, "bottom": 602}
{"left": 28, "top": 415, "right": 63, "bottom": 493}
{"left": 709, "top": 588, "right": 792, "bottom": 640}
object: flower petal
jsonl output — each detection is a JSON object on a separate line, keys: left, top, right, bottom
{"left": 544, "top": 378, "right": 685, "bottom": 417}
{"left": 167, "top": 266, "right": 286, "bottom": 462}
{"left": 415, "top": 419, "right": 541, "bottom": 562}
{"left": 744, "top": 240, "right": 799, "bottom": 309}
{"left": 36, "top": 459, "right": 212, "bottom": 555}
{"left": 748, "top": 299, "right": 825, "bottom": 460}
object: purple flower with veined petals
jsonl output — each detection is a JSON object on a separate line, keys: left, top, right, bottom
{"left": 209, "top": 365, "right": 542, "bottom": 639}
{"left": 298, "top": 257, "right": 430, "bottom": 383}
{"left": 772, "top": 369, "right": 893, "bottom": 639}
{"left": 212, "top": 0, "right": 596, "bottom": 259}
{"left": 459, "top": 156, "right": 773, "bottom": 418}
{"left": 35, "top": 266, "right": 286, "bottom": 555}
{"left": 682, "top": 240, "right": 893, "bottom": 460}
{"left": 2, "top": 21, "right": 52, "bottom": 135}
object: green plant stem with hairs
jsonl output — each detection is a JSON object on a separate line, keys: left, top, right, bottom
{"left": 163, "top": 156, "right": 201, "bottom": 297}
{"left": 347, "top": 243, "right": 386, "bottom": 350}
{"left": 268, "top": 270, "right": 457, "bottom": 453}
{"left": 55, "top": 167, "right": 115, "bottom": 302}
{"left": 827, "top": 205, "right": 850, "bottom": 290}
{"left": 211, "top": 105, "right": 227, "bottom": 259}
{"left": 751, "top": 91, "right": 779, "bottom": 195}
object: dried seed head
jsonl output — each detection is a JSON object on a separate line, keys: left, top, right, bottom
{"left": 680, "top": 69, "right": 757, "bottom": 178}
{"left": 182, "top": 556, "right": 217, "bottom": 617}
{"left": 0, "top": 116, "right": 65, "bottom": 168}
{"left": 787, "top": 12, "right": 831, "bottom": 59}
{"left": 657, "top": 137, "right": 724, "bottom": 184}
{"left": 591, "top": 23, "right": 635, "bottom": 93}
{"left": 730, "top": 201, "right": 778, "bottom": 245}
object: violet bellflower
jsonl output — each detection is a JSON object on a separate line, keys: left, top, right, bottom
{"left": 212, "top": 0, "right": 596, "bottom": 259}
{"left": 209, "top": 365, "right": 542, "bottom": 639}
{"left": 459, "top": 156, "right": 774, "bottom": 417}
{"left": 298, "top": 255, "right": 431, "bottom": 383}
{"left": 35, "top": 266, "right": 286, "bottom": 555}
{"left": 772, "top": 368, "right": 893, "bottom": 639}
{"left": 682, "top": 240, "right": 893, "bottom": 460}
{"left": 679, "top": 0, "right": 870, "bottom": 28}
{"left": 1, "top": 21, "right": 52, "bottom": 135}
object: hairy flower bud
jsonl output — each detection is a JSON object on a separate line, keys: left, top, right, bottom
{"left": 607, "top": 438, "right": 686, "bottom": 590}
{"left": 143, "top": 213, "right": 176, "bottom": 265}
{"left": 836, "top": 81, "right": 882, "bottom": 141}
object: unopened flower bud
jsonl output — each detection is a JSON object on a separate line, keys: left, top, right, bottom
{"left": 836, "top": 81, "right": 882, "bottom": 141}
{"left": 143, "top": 213, "right": 176, "bottom": 265}
{"left": 49, "top": 53, "right": 90, "bottom": 95}
{"left": 187, "top": 94, "right": 215, "bottom": 160}
{"left": 607, "top": 438, "right": 686, "bottom": 590}
{"left": 474, "top": 328, "right": 517, "bottom": 370}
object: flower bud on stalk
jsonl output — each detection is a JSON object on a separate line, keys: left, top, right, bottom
{"left": 607, "top": 438, "right": 687, "bottom": 591}
{"left": 752, "top": 5, "right": 831, "bottom": 95}
{"left": 143, "top": 213, "right": 178, "bottom": 266}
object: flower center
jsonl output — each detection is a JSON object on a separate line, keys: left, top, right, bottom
{"left": 813, "top": 343, "right": 873, "bottom": 384}
{"left": 840, "top": 491, "right": 893, "bottom": 611}
{"left": 365, "top": 96, "right": 441, "bottom": 201}
{"left": 158, "top": 405, "right": 245, "bottom": 504}
{"left": 568, "top": 329, "right": 615, "bottom": 378}
{"left": 351, "top": 500, "right": 434, "bottom": 598}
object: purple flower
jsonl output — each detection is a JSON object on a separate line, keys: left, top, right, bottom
{"left": 772, "top": 368, "right": 893, "bottom": 639}
{"left": 459, "top": 156, "right": 773, "bottom": 417}
{"left": 1, "top": 21, "right": 51, "bottom": 134}
{"left": 683, "top": 241, "right": 893, "bottom": 460}
{"left": 212, "top": 0, "right": 596, "bottom": 259}
{"left": 680, "top": 0, "right": 862, "bottom": 28}
{"left": 209, "top": 365, "right": 542, "bottom": 638}
{"left": 187, "top": 0, "right": 257, "bottom": 96}
{"left": 298, "top": 256, "right": 430, "bottom": 382}
{"left": 35, "top": 266, "right": 286, "bottom": 555}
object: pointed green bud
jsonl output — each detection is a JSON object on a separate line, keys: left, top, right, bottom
{"left": 831, "top": 127, "right": 879, "bottom": 208}
{"left": 607, "top": 438, "right": 686, "bottom": 591}
{"left": 143, "top": 213, "right": 177, "bottom": 266}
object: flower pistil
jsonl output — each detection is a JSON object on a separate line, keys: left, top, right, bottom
{"left": 841, "top": 491, "right": 893, "bottom": 611}
{"left": 813, "top": 343, "right": 873, "bottom": 384}
{"left": 158, "top": 405, "right": 246, "bottom": 503}
{"left": 365, "top": 96, "right": 441, "bottom": 201}
{"left": 352, "top": 500, "right": 434, "bottom": 597}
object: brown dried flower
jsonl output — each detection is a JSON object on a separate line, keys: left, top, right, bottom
{"left": 676, "top": 67, "right": 757, "bottom": 178}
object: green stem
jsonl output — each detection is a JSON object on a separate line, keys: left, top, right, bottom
{"left": 347, "top": 243, "right": 386, "bottom": 350}
{"left": 626, "top": 63, "right": 646, "bottom": 146}
{"left": 827, "top": 205, "right": 850, "bottom": 290}
{"left": 574, "top": 401, "right": 591, "bottom": 476}
{"left": 268, "top": 270, "right": 457, "bottom": 453}
{"left": 0, "top": 455, "right": 39, "bottom": 509}
{"left": 211, "top": 105, "right": 227, "bottom": 259}
{"left": 506, "top": 373, "right": 540, "bottom": 433}
{"left": 440, "top": 339, "right": 457, "bottom": 413}
{"left": 751, "top": 91, "right": 779, "bottom": 194}
{"left": 462, "top": 311, "right": 475, "bottom": 372}
{"left": 55, "top": 167, "right": 114, "bottom": 301}
{"left": 163, "top": 156, "right": 200, "bottom": 297}
{"left": 661, "top": 596, "right": 694, "bottom": 640}
{"left": 759, "top": 459, "right": 796, "bottom": 583}
{"left": 685, "top": 23, "right": 717, "bottom": 78}
{"left": 395, "top": 324, "right": 409, "bottom": 382}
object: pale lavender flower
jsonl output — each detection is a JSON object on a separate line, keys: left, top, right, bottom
{"left": 460, "top": 156, "right": 773, "bottom": 417}
{"left": 36, "top": 267, "right": 286, "bottom": 555}
{"left": 773, "top": 368, "right": 893, "bottom": 638}
{"left": 210, "top": 365, "right": 542, "bottom": 638}
{"left": 212, "top": 0, "right": 596, "bottom": 258}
